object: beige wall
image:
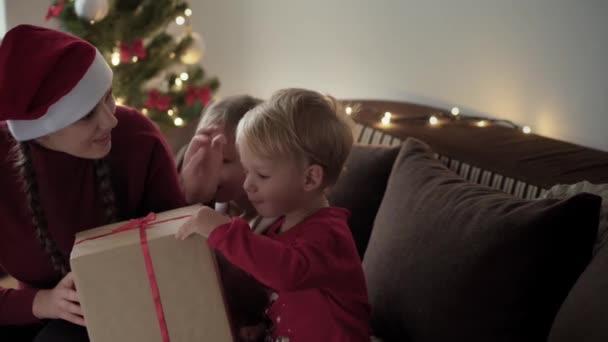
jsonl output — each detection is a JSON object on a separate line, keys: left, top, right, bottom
{"left": 4, "top": 0, "right": 57, "bottom": 31}
{"left": 4, "top": 0, "right": 607, "bottom": 151}
{"left": 0, "top": 0, "right": 5, "bottom": 35}
{"left": 188, "top": 0, "right": 608, "bottom": 151}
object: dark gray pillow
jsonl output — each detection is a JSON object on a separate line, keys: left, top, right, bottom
{"left": 548, "top": 242, "right": 608, "bottom": 342}
{"left": 364, "top": 138, "right": 600, "bottom": 342}
{"left": 547, "top": 184, "right": 608, "bottom": 342}
{"left": 329, "top": 144, "right": 400, "bottom": 258}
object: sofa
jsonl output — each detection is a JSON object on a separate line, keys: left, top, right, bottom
{"left": 5, "top": 98, "right": 607, "bottom": 341}
{"left": 326, "top": 100, "right": 608, "bottom": 342}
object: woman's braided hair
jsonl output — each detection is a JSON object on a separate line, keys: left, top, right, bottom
{"left": 14, "top": 141, "right": 118, "bottom": 275}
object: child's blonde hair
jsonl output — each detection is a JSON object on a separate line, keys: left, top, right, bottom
{"left": 198, "top": 95, "right": 262, "bottom": 136}
{"left": 236, "top": 88, "right": 354, "bottom": 186}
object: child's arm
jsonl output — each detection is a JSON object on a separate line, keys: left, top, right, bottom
{"left": 206, "top": 218, "right": 345, "bottom": 292}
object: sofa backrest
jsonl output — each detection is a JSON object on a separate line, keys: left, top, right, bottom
{"left": 348, "top": 99, "right": 608, "bottom": 189}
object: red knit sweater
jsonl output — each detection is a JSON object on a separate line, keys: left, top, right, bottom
{"left": 0, "top": 106, "right": 186, "bottom": 325}
{"left": 208, "top": 207, "right": 371, "bottom": 341}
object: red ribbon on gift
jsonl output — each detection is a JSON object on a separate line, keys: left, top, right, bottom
{"left": 120, "top": 39, "right": 146, "bottom": 62}
{"left": 76, "top": 212, "right": 192, "bottom": 342}
{"left": 144, "top": 90, "right": 171, "bottom": 111}
{"left": 45, "top": 0, "right": 64, "bottom": 21}
{"left": 185, "top": 85, "right": 211, "bottom": 106}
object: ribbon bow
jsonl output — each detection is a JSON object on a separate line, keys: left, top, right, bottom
{"left": 120, "top": 39, "right": 146, "bottom": 62}
{"left": 145, "top": 90, "right": 171, "bottom": 111}
{"left": 45, "top": 0, "right": 65, "bottom": 21}
{"left": 75, "top": 213, "right": 158, "bottom": 245}
{"left": 113, "top": 212, "right": 157, "bottom": 233}
{"left": 185, "top": 85, "right": 211, "bottom": 106}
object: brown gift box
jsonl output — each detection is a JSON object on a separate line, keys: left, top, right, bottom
{"left": 70, "top": 205, "right": 233, "bottom": 342}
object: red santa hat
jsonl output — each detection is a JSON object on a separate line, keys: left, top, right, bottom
{"left": 0, "top": 25, "right": 113, "bottom": 141}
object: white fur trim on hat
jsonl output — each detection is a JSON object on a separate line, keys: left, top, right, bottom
{"left": 7, "top": 49, "right": 113, "bottom": 141}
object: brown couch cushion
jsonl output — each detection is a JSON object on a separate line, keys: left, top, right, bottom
{"left": 547, "top": 184, "right": 608, "bottom": 341}
{"left": 548, "top": 241, "right": 608, "bottom": 342}
{"left": 329, "top": 144, "right": 400, "bottom": 258}
{"left": 363, "top": 138, "right": 601, "bottom": 342}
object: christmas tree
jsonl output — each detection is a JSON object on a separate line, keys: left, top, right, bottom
{"left": 46, "top": 0, "right": 219, "bottom": 130}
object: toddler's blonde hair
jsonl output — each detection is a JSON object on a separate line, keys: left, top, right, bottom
{"left": 236, "top": 88, "right": 354, "bottom": 186}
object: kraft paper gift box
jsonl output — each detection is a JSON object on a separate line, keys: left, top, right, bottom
{"left": 70, "top": 205, "right": 234, "bottom": 342}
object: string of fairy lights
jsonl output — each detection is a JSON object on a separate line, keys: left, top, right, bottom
{"left": 345, "top": 104, "right": 532, "bottom": 134}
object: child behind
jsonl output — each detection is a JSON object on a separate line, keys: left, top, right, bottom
{"left": 178, "top": 88, "right": 371, "bottom": 341}
{"left": 180, "top": 95, "right": 276, "bottom": 232}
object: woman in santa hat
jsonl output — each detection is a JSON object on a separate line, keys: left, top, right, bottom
{"left": 0, "top": 25, "right": 186, "bottom": 340}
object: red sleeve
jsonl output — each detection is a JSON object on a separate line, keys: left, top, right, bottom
{"left": 207, "top": 218, "right": 344, "bottom": 292}
{"left": 113, "top": 106, "right": 186, "bottom": 215}
{"left": 141, "top": 135, "right": 187, "bottom": 214}
{"left": 0, "top": 286, "right": 39, "bottom": 325}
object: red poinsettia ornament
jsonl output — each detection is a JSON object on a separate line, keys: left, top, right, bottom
{"left": 185, "top": 85, "right": 211, "bottom": 106}
{"left": 119, "top": 39, "right": 146, "bottom": 62}
{"left": 45, "top": 0, "right": 65, "bottom": 21}
{"left": 144, "top": 90, "right": 171, "bottom": 111}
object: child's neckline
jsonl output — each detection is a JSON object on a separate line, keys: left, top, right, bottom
{"left": 268, "top": 206, "right": 338, "bottom": 235}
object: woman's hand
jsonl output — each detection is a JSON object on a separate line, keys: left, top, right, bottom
{"left": 176, "top": 206, "right": 231, "bottom": 239}
{"left": 181, "top": 126, "right": 226, "bottom": 204}
{"left": 32, "top": 272, "right": 85, "bottom": 326}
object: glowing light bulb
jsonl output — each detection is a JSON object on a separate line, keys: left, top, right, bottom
{"left": 345, "top": 106, "right": 353, "bottom": 115}
{"left": 111, "top": 54, "right": 120, "bottom": 66}
{"left": 476, "top": 120, "right": 488, "bottom": 127}
{"left": 168, "top": 109, "right": 175, "bottom": 117}
{"left": 185, "top": 8, "right": 192, "bottom": 17}
{"left": 522, "top": 126, "right": 532, "bottom": 134}
{"left": 429, "top": 115, "right": 439, "bottom": 125}
{"left": 174, "top": 117, "right": 184, "bottom": 126}
{"left": 176, "top": 16, "right": 185, "bottom": 25}
{"left": 451, "top": 107, "right": 460, "bottom": 116}
{"left": 180, "top": 72, "right": 189, "bottom": 81}
{"left": 380, "top": 112, "right": 392, "bottom": 125}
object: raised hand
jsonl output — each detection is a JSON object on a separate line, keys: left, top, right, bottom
{"left": 181, "top": 126, "right": 227, "bottom": 204}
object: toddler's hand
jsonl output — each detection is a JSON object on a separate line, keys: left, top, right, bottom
{"left": 176, "top": 206, "right": 230, "bottom": 239}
